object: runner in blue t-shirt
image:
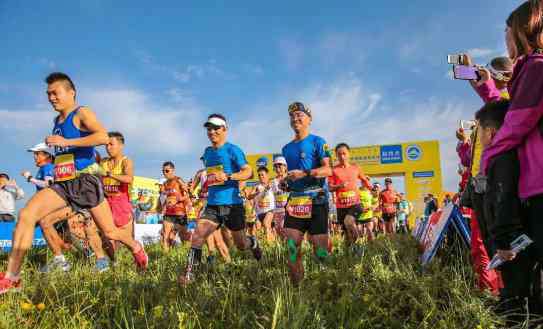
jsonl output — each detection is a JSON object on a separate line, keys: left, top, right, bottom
{"left": 21, "top": 143, "right": 55, "bottom": 191}
{"left": 179, "top": 113, "right": 262, "bottom": 285}
{"left": 279, "top": 102, "right": 332, "bottom": 284}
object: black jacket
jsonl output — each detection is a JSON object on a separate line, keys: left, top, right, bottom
{"left": 483, "top": 150, "right": 524, "bottom": 250}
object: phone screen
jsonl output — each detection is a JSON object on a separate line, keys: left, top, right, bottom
{"left": 453, "top": 65, "right": 479, "bottom": 80}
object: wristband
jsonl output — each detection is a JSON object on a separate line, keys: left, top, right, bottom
{"left": 27, "top": 176, "right": 33, "bottom": 183}
{"left": 304, "top": 169, "right": 312, "bottom": 177}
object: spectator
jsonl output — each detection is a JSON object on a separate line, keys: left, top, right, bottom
{"left": 0, "top": 173, "right": 25, "bottom": 222}
{"left": 424, "top": 194, "right": 438, "bottom": 217}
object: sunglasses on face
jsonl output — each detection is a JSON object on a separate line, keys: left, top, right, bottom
{"left": 163, "top": 169, "right": 172, "bottom": 173}
{"left": 206, "top": 125, "right": 223, "bottom": 132}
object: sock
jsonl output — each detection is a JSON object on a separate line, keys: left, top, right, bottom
{"left": 186, "top": 247, "right": 202, "bottom": 273}
{"left": 287, "top": 239, "right": 298, "bottom": 263}
{"left": 54, "top": 254, "right": 66, "bottom": 262}
{"left": 315, "top": 247, "right": 329, "bottom": 263}
{"left": 5, "top": 272, "right": 20, "bottom": 281}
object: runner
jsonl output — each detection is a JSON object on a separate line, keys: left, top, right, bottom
{"left": 99, "top": 131, "right": 136, "bottom": 262}
{"left": 0, "top": 72, "right": 147, "bottom": 294}
{"left": 280, "top": 102, "right": 332, "bottom": 284}
{"left": 159, "top": 161, "right": 190, "bottom": 252}
{"left": 358, "top": 185, "right": 375, "bottom": 241}
{"left": 248, "top": 167, "right": 275, "bottom": 242}
{"left": 371, "top": 183, "right": 382, "bottom": 235}
{"left": 241, "top": 183, "right": 258, "bottom": 237}
{"left": 21, "top": 143, "right": 54, "bottom": 191}
{"left": 179, "top": 114, "right": 262, "bottom": 285}
{"left": 380, "top": 178, "right": 399, "bottom": 235}
{"left": 271, "top": 156, "right": 289, "bottom": 240}
{"left": 396, "top": 193, "right": 410, "bottom": 234}
{"left": 328, "top": 143, "right": 372, "bottom": 252}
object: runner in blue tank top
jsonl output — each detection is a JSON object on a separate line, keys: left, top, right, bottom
{"left": 179, "top": 113, "right": 262, "bottom": 285}
{"left": 0, "top": 72, "right": 148, "bottom": 294}
{"left": 280, "top": 102, "right": 332, "bottom": 284}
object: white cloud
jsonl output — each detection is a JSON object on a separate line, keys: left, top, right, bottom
{"left": 231, "top": 77, "right": 471, "bottom": 192}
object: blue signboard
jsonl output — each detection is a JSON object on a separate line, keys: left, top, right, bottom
{"left": 413, "top": 171, "right": 435, "bottom": 178}
{"left": 0, "top": 222, "right": 46, "bottom": 253}
{"left": 380, "top": 145, "right": 403, "bottom": 164}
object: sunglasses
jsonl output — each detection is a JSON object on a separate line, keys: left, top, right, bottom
{"left": 206, "top": 125, "right": 223, "bottom": 132}
{"left": 162, "top": 169, "right": 172, "bottom": 173}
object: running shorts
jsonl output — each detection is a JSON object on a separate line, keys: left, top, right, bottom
{"left": 382, "top": 212, "right": 396, "bottom": 222}
{"left": 163, "top": 215, "right": 188, "bottom": 226}
{"left": 201, "top": 204, "right": 245, "bottom": 231}
{"left": 337, "top": 205, "right": 363, "bottom": 227}
{"left": 50, "top": 174, "right": 104, "bottom": 211}
{"left": 284, "top": 203, "right": 328, "bottom": 235}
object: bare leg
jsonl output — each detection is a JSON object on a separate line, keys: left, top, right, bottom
{"left": 212, "top": 230, "right": 231, "bottom": 262}
{"left": 7, "top": 189, "right": 67, "bottom": 275}
{"left": 161, "top": 221, "right": 175, "bottom": 252}
{"left": 39, "top": 207, "right": 74, "bottom": 256}
{"left": 262, "top": 212, "right": 275, "bottom": 242}
{"left": 90, "top": 201, "right": 139, "bottom": 252}
{"left": 284, "top": 228, "right": 304, "bottom": 284}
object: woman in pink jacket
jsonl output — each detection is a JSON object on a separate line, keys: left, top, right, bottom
{"left": 482, "top": 0, "right": 543, "bottom": 259}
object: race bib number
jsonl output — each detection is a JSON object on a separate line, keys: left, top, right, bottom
{"left": 383, "top": 203, "right": 396, "bottom": 214}
{"left": 54, "top": 154, "right": 76, "bottom": 182}
{"left": 287, "top": 196, "right": 312, "bottom": 219}
{"left": 338, "top": 190, "right": 357, "bottom": 208}
{"left": 206, "top": 165, "right": 225, "bottom": 186}
{"left": 104, "top": 183, "right": 121, "bottom": 194}
{"left": 166, "top": 195, "right": 178, "bottom": 206}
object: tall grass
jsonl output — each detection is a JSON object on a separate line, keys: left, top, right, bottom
{"left": 0, "top": 235, "right": 505, "bottom": 329}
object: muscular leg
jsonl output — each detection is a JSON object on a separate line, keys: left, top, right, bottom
{"left": 212, "top": 230, "right": 231, "bottom": 263}
{"left": 83, "top": 220, "right": 106, "bottom": 259}
{"left": 284, "top": 228, "right": 304, "bottom": 284}
{"left": 221, "top": 227, "right": 234, "bottom": 249}
{"left": 90, "top": 201, "right": 139, "bottom": 252}
{"left": 7, "top": 189, "right": 67, "bottom": 276}
{"left": 161, "top": 221, "right": 175, "bottom": 252}
{"left": 344, "top": 215, "right": 359, "bottom": 246}
{"left": 39, "top": 207, "right": 74, "bottom": 256}
{"left": 262, "top": 212, "right": 275, "bottom": 242}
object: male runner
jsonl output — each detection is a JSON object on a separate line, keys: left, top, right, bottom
{"left": 99, "top": 131, "right": 135, "bottom": 263}
{"left": 271, "top": 156, "right": 289, "bottom": 240}
{"left": 328, "top": 143, "right": 371, "bottom": 251}
{"left": 280, "top": 102, "right": 332, "bottom": 284}
{"left": 0, "top": 72, "right": 147, "bottom": 294}
{"left": 380, "top": 177, "right": 399, "bottom": 235}
{"left": 159, "top": 161, "right": 190, "bottom": 252}
{"left": 179, "top": 114, "right": 261, "bottom": 285}
{"left": 248, "top": 167, "right": 275, "bottom": 242}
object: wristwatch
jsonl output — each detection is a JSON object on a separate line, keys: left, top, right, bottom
{"left": 26, "top": 175, "right": 33, "bottom": 183}
{"left": 304, "top": 169, "right": 312, "bottom": 177}
{"left": 227, "top": 174, "right": 233, "bottom": 181}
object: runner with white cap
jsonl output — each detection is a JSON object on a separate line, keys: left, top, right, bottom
{"left": 21, "top": 143, "right": 54, "bottom": 191}
{"left": 271, "top": 156, "right": 289, "bottom": 240}
{"left": 179, "top": 113, "right": 262, "bottom": 285}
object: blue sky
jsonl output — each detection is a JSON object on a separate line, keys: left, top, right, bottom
{"left": 0, "top": 0, "right": 520, "bottom": 201}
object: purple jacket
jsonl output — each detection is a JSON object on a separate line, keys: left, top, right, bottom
{"left": 481, "top": 53, "right": 543, "bottom": 199}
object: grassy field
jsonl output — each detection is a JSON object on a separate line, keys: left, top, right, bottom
{"left": 0, "top": 235, "right": 507, "bottom": 329}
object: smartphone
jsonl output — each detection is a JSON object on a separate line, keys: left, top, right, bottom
{"left": 459, "top": 120, "right": 477, "bottom": 130}
{"left": 453, "top": 65, "right": 479, "bottom": 80}
{"left": 447, "top": 54, "right": 463, "bottom": 65}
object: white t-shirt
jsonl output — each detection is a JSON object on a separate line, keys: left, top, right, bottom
{"left": 254, "top": 183, "right": 275, "bottom": 215}
{"left": 271, "top": 178, "right": 289, "bottom": 213}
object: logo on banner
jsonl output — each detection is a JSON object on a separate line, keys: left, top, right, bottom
{"left": 406, "top": 144, "right": 422, "bottom": 161}
{"left": 256, "top": 157, "right": 268, "bottom": 168}
{"left": 380, "top": 145, "right": 403, "bottom": 164}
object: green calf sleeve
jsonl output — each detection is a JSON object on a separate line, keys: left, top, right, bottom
{"left": 287, "top": 239, "right": 298, "bottom": 263}
{"left": 315, "top": 247, "right": 328, "bottom": 262}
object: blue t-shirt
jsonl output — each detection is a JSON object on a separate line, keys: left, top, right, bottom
{"left": 397, "top": 200, "right": 409, "bottom": 222}
{"left": 35, "top": 163, "right": 55, "bottom": 191}
{"left": 281, "top": 134, "right": 331, "bottom": 194}
{"left": 202, "top": 142, "right": 248, "bottom": 206}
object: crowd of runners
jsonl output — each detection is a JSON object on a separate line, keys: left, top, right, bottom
{"left": 0, "top": 71, "right": 416, "bottom": 292}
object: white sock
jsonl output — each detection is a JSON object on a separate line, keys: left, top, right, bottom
{"left": 54, "top": 254, "right": 66, "bottom": 262}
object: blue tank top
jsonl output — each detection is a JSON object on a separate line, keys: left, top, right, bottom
{"left": 52, "top": 107, "right": 95, "bottom": 171}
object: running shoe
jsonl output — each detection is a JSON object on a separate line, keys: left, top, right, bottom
{"left": 95, "top": 257, "right": 110, "bottom": 273}
{"left": 39, "top": 258, "right": 71, "bottom": 273}
{"left": 0, "top": 274, "right": 22, "bottom": 295}
{"left": 132, "top": 243, "right": 148, "bottom": 271}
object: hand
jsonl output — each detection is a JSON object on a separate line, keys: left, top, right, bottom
{"left": 456, "top": 128, "right": 467, "bottom": 142}
{"left": 214, "top": 171, "right": 228, "bottom": 183}
{"left": 21, "top": 171, "right": 32, "bottom": 179}
{"left": 287, "top": 170, "right": 306, "bottom": 181}
{"left": 461, "top": 53, "right": 473, "bottom": 66}
{"left": 45, "top": 135, "right": 69, "bottom": 148}
{"left": 475, "top": 67, "right": 491, "bottom": 85}
{"left": 497, "top": 249, "right": 517, "bottom": 261}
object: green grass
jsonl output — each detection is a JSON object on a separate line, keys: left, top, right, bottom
{"left": 0, "top": 235, "right": 506, "bottom": 329}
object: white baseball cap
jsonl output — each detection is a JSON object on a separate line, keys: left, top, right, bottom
{"left": 203, "top": 116, "right": 227, "bottom": 128}
{"left": 273, "top": 156, "right": 287, "bottom": 166}
{"left": 27, "top": 142, "right": 53, "bottom": 155}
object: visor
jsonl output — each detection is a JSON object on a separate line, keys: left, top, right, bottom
{"left": 288, "top": 102, "right": 312, "bottom": 117}
{"left": 203, "top": 117, "right": 227, "bottom": 128}
{"left": 27, "top": 142, "right": 53, "bottom": 155}
{"left": 273, "top": 156, "right": 287, "bottom": 166}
